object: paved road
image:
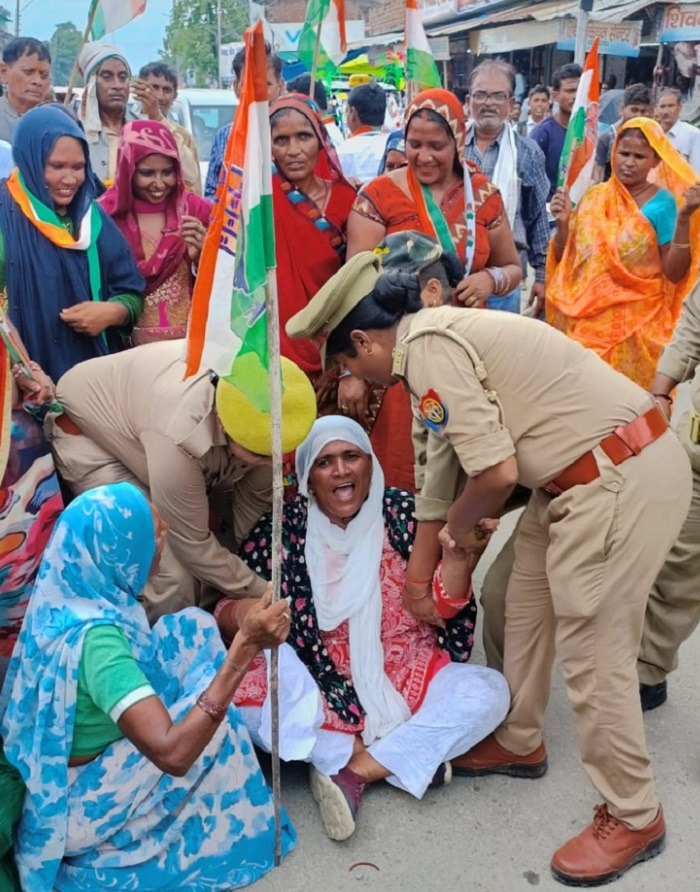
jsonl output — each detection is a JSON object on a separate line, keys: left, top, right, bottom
{"left": 255, "top": 392, "right": 700, "bottom": 892}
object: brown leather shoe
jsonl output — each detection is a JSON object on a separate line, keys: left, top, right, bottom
{"left": 551, "top": 804, "right": 666, "bottom": 887}
{"left": 451, "top": 732, "right": 548, "bottom": 779}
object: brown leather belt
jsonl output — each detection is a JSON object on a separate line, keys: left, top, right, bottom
{"left": 543, "top": 405, "right": 669, "bottom": 498}
{"left": 55, "top": 412, "right": 83, "bottom": 436}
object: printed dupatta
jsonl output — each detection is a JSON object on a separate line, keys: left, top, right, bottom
{"left": 404, "top": 89, "right": 477, "bottom": 275}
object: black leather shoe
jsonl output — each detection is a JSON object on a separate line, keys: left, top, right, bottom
{"left": 640, "top": 681, "right": 667, "bottom": 712}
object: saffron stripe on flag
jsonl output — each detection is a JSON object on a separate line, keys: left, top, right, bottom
{"left": 185, "top": 19, "right": 277, "bottom": 415}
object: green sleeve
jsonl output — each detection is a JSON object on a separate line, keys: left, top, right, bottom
{"left": 107, "top": 292, "right": 144, "bottom": 328}
{"left": 79, "top": 625, "right": 154, "bottom": 722}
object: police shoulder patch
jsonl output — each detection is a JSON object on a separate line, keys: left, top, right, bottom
{"left": 418, "top": 389, "right": 448, "bottom": 433}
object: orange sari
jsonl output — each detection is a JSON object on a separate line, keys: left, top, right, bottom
{"left": 546, "top": 117, "right": 700, "bottom": 388}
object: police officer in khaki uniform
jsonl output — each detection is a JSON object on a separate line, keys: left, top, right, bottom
{"left": 638, "top": 278, "right": 700, "bottom": 706}
{"left": 286, "top": 252, "right": 691, "bottom": 887}
{"left": 47, "top": 339, "right": 315, "bottom": 621}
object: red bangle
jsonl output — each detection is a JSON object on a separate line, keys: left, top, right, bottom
{"left": 432, "top": 561, "right": 473, "bottom": 620}
{"left": 196, "top": 692, "right": 227, "bottom": 723}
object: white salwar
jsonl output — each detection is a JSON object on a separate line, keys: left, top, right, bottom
{"left": 240, "top": 640, "right": 510, "bottom": 798}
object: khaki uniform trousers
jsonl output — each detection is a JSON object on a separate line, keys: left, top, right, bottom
{"left": 495, "top": 432, "right": 691, "bottom": 829}
{"left": 483, "top": 415, "right": 700, "bottom": 683}
{"left": 49, "top": 418, "right": 199, "bottom": 623}
{"left": 638, "top": 411, "right": 700, "bottom": 684}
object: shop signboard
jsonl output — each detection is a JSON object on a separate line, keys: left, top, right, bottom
{"left": 471, "top": 18, "right": 560, "bottom": 55}
{"left": 556, "top": 18, "right": 642, "bottom": 57}
{"left": 419, "top": 0, "right": 459, "bottom": 24}
{"left": 455, "top": 0, "right": 508, "bottom": 13}
{"left": 267, "top": 20, "right": 365, "bottom": 53}
{"left": 429, "top": 36, "right": 451, "bottom": 59}
{"left": 659, "top": 4, "right": 700, "bottom": 43}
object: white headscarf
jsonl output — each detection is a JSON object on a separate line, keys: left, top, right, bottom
{"left": 296, "top": 417, "right": 411, "bottom": 744}
{"left": 77, "top": 42, "right": 131, "bottom": 145}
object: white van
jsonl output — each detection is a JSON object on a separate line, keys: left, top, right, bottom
{"left": 168, "top": 88, "right": 239, "bottom": 181}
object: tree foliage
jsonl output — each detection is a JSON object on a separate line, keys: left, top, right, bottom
{"left": 162, "top": 0, "right": 249, "bottom": 87}
{"left": 48, "top": 21, "right": 84, "bottom": 87}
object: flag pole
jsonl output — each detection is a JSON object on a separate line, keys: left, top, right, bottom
{"left": 308, "top": 19, "right": 323, "bottom": 100}
{"left": 64, "top": 0, "right": 99, "bottom": 105}
{"left": 265, "top": 268, "right": 284, "bottom": 867}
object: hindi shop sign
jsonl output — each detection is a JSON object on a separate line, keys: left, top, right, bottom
{"left": 660, "top": 5, "right": 700, "bottom": 43}
{"left": 556, "top": 18, "right": 642, "bottom": 57}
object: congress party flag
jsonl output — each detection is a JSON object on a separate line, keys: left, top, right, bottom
{"left": 185, "top": 20, "right": 276, "bottom": 412}
{"left": 89, "top": 0, "right": 147, "bottom": 40}
{"left": 298, "top": 0, "right": 347, "bottom": 77}
{"left": 557, "top": 37, "right": 600, "bottom": 205}
{"left": 405, "top": 0, "right": 441, "bottom": 89}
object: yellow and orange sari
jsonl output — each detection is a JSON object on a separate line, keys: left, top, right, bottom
{"left": 546, "top": 117, "right": 700, "bottom": 388}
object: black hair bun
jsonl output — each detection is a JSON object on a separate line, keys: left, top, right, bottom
{"left": 442, "top": 251, "right": 463, "bottom": 288}
{"left": 373, "top": 269, "right": 423, "bottom": 314}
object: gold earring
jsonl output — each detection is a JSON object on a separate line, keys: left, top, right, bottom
{"left": 366, "top": 347, "right": 373, "bottom": 355}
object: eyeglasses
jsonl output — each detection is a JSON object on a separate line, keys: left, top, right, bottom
{"left": 471, "top": 90, "right": 511, "bottom": 105}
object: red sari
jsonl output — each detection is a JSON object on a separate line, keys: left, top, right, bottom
{"left": 271, "top": 94, "right": 356, "bottom": 379}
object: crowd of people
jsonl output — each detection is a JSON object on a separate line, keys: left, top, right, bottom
{"left": 2, "top": 27, "right": 700, "bottom": 892}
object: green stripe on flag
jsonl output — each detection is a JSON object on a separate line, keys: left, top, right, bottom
{"left": 557, "top": 106, "right": 586, "bottom": 188}
{"left": 227, "top": 190, "right": 275, "bottom": 411}
{"left": 406, "top": 47, "right": 441, "bottom": 89}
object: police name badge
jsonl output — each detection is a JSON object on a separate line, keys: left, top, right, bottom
{"left": 418, "top": 389, "right": 448, "bottom": 434}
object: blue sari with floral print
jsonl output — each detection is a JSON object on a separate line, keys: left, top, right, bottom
{"left": 1, "top": 483, "right": 295, "bottom": 891}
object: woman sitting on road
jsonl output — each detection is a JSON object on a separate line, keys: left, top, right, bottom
{"left": 215, "top": 416, "right": 510, "bottom": 842}
{"left": 0, "top": 483, "right": 294, "bottom": 891}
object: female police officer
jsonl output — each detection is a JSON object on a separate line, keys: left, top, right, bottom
{"left": 286, "top": 252, "right": 690, "bottom": 887}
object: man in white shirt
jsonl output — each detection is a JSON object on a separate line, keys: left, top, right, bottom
{"left": 335, "top": 82, "right": 388, "bottom": 185}
{"left": 655, "top": 87, "right": 700, "bottom": 176}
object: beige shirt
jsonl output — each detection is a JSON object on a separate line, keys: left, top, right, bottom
{"left": 162, "top": 117, "right": 202, "bottom": 195}
{"left": 657, "top": 278, "right": 700, "bottom": 412}
{"left": 56, "top": 340, "right": 269, "bottom": 599}
{"left": 395, "top": 307, "right": 652, "bottom": 506}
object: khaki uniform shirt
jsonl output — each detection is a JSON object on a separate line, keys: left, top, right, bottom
{"left": 395, "top": 307, "right": 651, "bottom": 514}
{"left": 657, "top": 279, "right": 700, "bottom": 412}
{"left": 56, "top": 340, "right": 269, "bottom": 600}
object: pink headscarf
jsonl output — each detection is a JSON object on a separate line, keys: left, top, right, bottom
{"left": 100, "top": 120, "right": 211, "bottom": 294}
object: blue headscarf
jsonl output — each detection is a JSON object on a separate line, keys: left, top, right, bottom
{"left": 0, "top": 105, "right": 144, "bottom": 382}
{"left": 378, "top": 128, "right": 406, "bottom": 175}
{"left": 0, "top": 482, "right": 157, "bottom": 892}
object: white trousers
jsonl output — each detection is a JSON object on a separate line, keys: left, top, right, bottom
{"left": 239, "top": 644, "right": 510, "bottom": 799}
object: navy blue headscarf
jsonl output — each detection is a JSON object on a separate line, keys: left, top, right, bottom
{"left": 0, "top": 105, "right": 144, "bottom": 382}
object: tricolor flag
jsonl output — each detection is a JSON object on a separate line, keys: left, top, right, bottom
{"left": 298, "top": 0, "right": 347, "bottom": 78}
{"left": 89, "top": 0, "right": 147, "bottom": 40}
{"left": 185, "top": 20, "right": 276, "bottom": 411}
{"left": 557, "top": 37, "right": 600, "bottom": 205}
{"left": 405, "top": 0, "right": 441, "bottom": 89}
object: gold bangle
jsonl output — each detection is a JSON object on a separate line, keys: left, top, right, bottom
{"left": 225, "top": 658, "right": 250, "bottom": 674}
{"left": 671, "top": 241, "right": 691, "bottom": 249}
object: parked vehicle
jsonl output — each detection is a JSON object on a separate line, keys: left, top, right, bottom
{"left": 168, "top": 88, "right": 239, "bottom": 181}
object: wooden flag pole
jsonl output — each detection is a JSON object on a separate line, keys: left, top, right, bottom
{"left": 265, "top": 269, "right": 284, "bottom": 867}
{"left": 64, "top": 1, "right": 99, "bottom": 105}
{"left": 308, "top": 19, "right": 323, "bottom": 101}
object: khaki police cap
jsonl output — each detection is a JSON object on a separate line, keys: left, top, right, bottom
{"left": 286, "top": 253, "right": 382, "bottom": 364}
